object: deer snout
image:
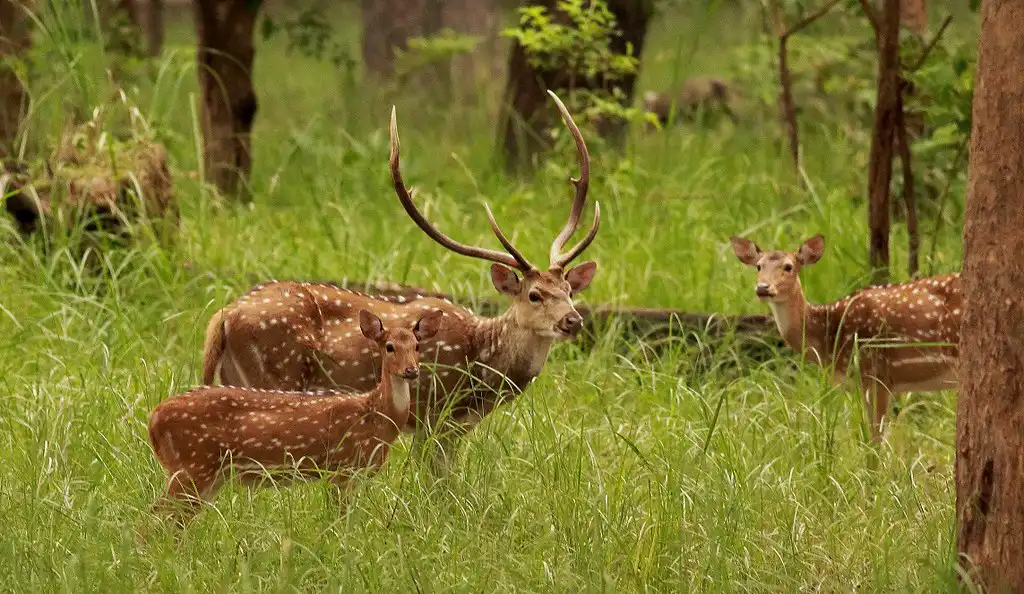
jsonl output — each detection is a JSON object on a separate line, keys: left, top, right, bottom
{"left": 402, "top": 366, "right": 420, "bottom": 380}
{"left": 557, "top": 312, "right": 584, "bottom": 336}
{"left": 755, "top": 283, "right": 776, "bottom": 298}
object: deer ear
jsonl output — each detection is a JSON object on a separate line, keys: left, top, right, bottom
{"left": 565, "top": 261, "right": 598, "bottom": 295}
{"left": 796, "top": 234, "right": 825, "bottom": 267}
{"left": 730, "top": 236, "right": 762, "bottom": 267}
{"left": 358, "top": 309, "right": 385, "bottom": 341}
{"left": 490, "top": 264, "right": 521, "bottom": 296}
{"left": 414, "top": 309, "right": 443, "bottom": 341}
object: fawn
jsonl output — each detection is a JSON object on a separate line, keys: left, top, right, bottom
{"left": 730, "top": 234, "right": 960, "bottom": 440}
{"left": 148, "top": 309, "right": 442, "bottom": 526}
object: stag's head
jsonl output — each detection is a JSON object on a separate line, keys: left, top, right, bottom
{"left": 730, "top": 234, "right": 825, "bottom": 303}
{"left": 389, "top": 91, "right": 599, "bottom": 341}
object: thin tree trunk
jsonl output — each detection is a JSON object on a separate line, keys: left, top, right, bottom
{"left": 0, "top": 0, "right": 30, "bottom": 157}
{"left": 141, "top": 0, "right": 164, "bottom": 57}
{"left": 194, "top": 0, "right": 260, "bottom": 199}
{"left": 441, "top": 0, "right": 500, "bottom": 105}
{"left": 956, "top": 2, "right": 1024, "bottom": 591}
{"left": 500, "top": 0, "right": 654, "bottom": 171}
{"left": 777, "top": 36, "right": 799, "bottom": 170}
{"left": 895, "top": 94, "right": 918, "bottom": 278}
{"left": 865, "top": 0, "right": 900, "bottom": 285}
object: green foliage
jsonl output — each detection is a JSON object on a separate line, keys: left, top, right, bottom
{"left": 394, "top": 29, "right": 483, "bottom": 83}
{"left": 260, "top": 5, "right": 356, "bottom": 75}
{"left": 504, "top": 0, "right": 654, "bottom": 135}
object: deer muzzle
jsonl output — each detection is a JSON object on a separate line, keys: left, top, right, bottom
{"left": 755, "top": 283, "right": 776, "bottom": 299}
{"left": 557, "top": 312, "right": 584, "bottom": 337}
{"left": 402, "top": 366, "right": 420, "bottom": 380}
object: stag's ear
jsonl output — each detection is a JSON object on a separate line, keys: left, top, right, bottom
{"left": 730, "top": 236, "right": 762, "bottom": 267}
{"left": 796, "top": 234, "right": 825, "bottom": 267}
{"left": 414, "top": 309, "right": 443, "bottom": 341}
{"left": 359, "top": 309, "right": 385, "bottom": 341}
{"left": 490, "top": 264, "right": 521, "bottom": 296}
{"left": 565, "top": 261, "right": 598, "bottom": 295}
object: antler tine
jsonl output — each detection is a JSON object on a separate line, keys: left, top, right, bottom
{"left": 545, "top": 90, "right": 594, "bottom": 269}
{"left": 483, "top": 203, "right": 536, "bottom": 271}
{"left": 553, "top": 202, "right": 600, "bottom": 269}
{"left": 389, "top": 106, "right": 525, "bottom": 271}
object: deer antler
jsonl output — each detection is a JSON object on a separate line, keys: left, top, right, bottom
{"left": 389, "top": 107, "right": 535, "bottom": 272}
{"left": 546, "top": 90, "right": 600, "bottom": 271}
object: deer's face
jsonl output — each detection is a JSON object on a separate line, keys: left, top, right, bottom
{"left": 491, "top": 263, "right": 598, "bottom": 340}
{"left": 360, "top": 309, "right": 442, "bottom": 379}
{"left": 730, "top": 235, "right": 824, "bottom": 303}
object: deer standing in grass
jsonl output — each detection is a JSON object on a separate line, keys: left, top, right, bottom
{"left": 730, "top": 234, "right": 961, "bottom": 441}
{"left": 200, "top": 91, "right": 600, "bottom": 472}
{"left": 148, "top": 309, "right": 442, "bottom": 526}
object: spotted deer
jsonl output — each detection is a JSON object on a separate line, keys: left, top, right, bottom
{"left": 148, "top": 309, "right": 443, "bottom": 526}
{"left": 730, "top": 234, "right": 961, "bottom": 440}
{"left": 200, "top": 91, "right": 600, "bottom": 472}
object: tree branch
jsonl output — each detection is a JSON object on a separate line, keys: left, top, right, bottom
{"left": 907, "top": 15, "right": 954, "bottom": 73}
{"left": 859, "top": 0, "right": 879, "bottom": 34}
{"left": 783, "top": 0, "right": 844, "bottom": 39}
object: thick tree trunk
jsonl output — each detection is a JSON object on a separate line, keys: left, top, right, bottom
{"left": 865, "top": 0, "right": 900, "bottom": 285}
{"left": 956, "top": 3, "right": 1024, "bottom": 591}
{"left": 500, "top": 0, "right": 654, "bottom": 171}
{"left": 361, "top": 0, "right": 429, "bottom": 80}
{"left": 194, "top": 0, "right": 260, "bottom": 199}
{"left": 0, "top": 0, "right": 29, "bottom": 157}
{"left": 441, "top": 0, "right": 500, "bottom": 103}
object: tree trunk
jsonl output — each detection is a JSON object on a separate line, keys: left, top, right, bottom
{"left": 777, "top": 36, "right": 799, "bottom": 171}
{"left": 956, "top": 2, "right": 1024, "bottom": 591}
{"left": 361, "top": 0, "right": 429, "bottom": 80}
{"left": 194, "top": 0, "right": 260, "bottom": 199}
{"left": 865, "top": 0, "right": 900, "bottom": 285}
{"left": 500, "top": 0, "right": 654, "bottom": 171}
{"left": 0, "top": 0, "right": 30, "bottom": 157}
{"left": 141, "top": 0, "right": 164, "bottom": 57}
{"left": 441, "top": 0, "right": 500, "bottom": 104}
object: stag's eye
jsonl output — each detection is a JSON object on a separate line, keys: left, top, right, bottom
{"left": 755, "top": 265, "right": 762, "bottom": 272}
{"left": 415, "top": 344, "right": 419, "bottom": 352}
{"left": 529, "top": 291, "right": 542, "bottom": 303}
{"left": 385, "top": 343, "right": 395, "bottom": 353}
{"left": 783, "top": 263, "right": 794, "bottom": 272}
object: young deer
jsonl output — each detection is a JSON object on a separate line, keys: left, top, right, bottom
{"left": 200, "top": 91, "right": 600, "bottom": 472}
{"left": 730, "top": 234, "right": 961, "bottom": 440}
{"left": 148, "top": 309, "right": 442, "bottom": 526}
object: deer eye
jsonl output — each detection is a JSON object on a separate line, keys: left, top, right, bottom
{"left": 755, "top": 265, "right": 762, "bottom": 272}
{"left": 385, "top": 343, "right": 395, "bottom": 353}
{"left": 529, "top": 291, "right": 542, "bottom": 303}
{"left": 783, "top": 263, "right": 794, "bottom": 272}
{"left": 415, "top": 344, "right": 419, "bottom": 352}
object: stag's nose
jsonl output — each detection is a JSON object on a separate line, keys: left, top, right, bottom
{"left": 755, "top": 283, "right": 775, "bottom": 298}
{"left": 402, "top": 366, "right": 420, "bottom": 380}
{"left": 558, "top": 312, "right": 584, "bottom": 336}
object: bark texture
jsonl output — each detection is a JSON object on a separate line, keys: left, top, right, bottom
{"left": 500, "top": 0, "right": 654, "bottom": 170}
{"left": 956, "top": 2, "right": 1024, "bottom": 591}
{"left": 0, "top": 0, "right": 30, "bottom": 156}
{"left": 361, "top": 0, "right": 430, "bottom": 79}
{"left": 194, "top": 0, "right": 260, "bottom": 198}
{"left": 141, "top": 0, "right": 165, "bottom": 56}
{"left": 865, "top": 0, "right": 900, "bottom": 284}
{"left": 441, "top": 0, "right": 501, "bottom": 102}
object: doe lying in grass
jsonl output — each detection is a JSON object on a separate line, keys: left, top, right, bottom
{"left": 730, "top": 234, "right": 961, "bottom": 441}
{"left": 147, "top": 309, "right": 442, "bottom": 526}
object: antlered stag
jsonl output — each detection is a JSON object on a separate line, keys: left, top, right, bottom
{"left": 148, "top": 309, "right": 442, "bottom": 526}
{"left": 730, "top": 234, "right": 961, "bottom": 440}
{"left": 201, "top": 91, "right": 600, "bottom": 471}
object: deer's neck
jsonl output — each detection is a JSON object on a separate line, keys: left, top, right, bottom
{"left": 769, "top": 285, "right": 829, "bottom": 366}
{"left": 473, "top": 314, "right": 554, "bottom": 391}
{"left": 369, "top": 372, "right": 411, "bottom": 427}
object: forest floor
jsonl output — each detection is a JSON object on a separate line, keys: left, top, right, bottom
{"left": 0, "top": 3, "right": 971, "bottom": 592}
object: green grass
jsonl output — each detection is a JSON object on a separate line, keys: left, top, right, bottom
{"left": 0, "top": 2, "right": 970, "bottom": 592}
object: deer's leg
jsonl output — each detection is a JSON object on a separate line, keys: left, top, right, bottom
{"left": 429, "top": 401, "right": 494, "bottom": 476}
{"left": 153, "top": 469, "right": 221, "bottom": 528}
{"left": 859, "top": 368, "right": 893, "bottom": 443}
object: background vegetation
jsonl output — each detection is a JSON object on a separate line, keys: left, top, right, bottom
{"left": 0, "top": 0, "right": 976, "bottom": 590}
